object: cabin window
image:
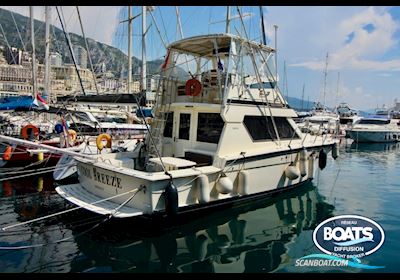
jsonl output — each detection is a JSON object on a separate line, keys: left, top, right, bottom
{"left": 197, "top": 113, "right": 224, "bottom": 144}
{"left": 179, "top": 113, "right": 191, "bottom": 140}
{"left": 249, "top": 81, "right": 276, "bottom": 89}
{"left": 163, "top": 112, "right": 174, "bottom": 138}
{"left": 243, "top": 116, "right": 299, "bottom": 141}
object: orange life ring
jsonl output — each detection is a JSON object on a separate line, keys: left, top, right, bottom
{"left": 3, "top": 146, "right": 12, "bottom": 161}
{"left": 68, "top": 129, "right": 77, "bottom": 143}
{"left": 96, "top": 133, "right": 112, "bottom": 151}
{"left": 185, "top": 79, "right": 202, "bottom": 96}
{"left": 21, "top": 124, "right": 39, "bottom": 140}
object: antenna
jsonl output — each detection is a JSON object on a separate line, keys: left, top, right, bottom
{"left": 283, "top": 60, "right": 288, "bottom": 101}
{"left": 226, "top": 6, "right": 231, "bottom": 33}
{"left": 259, "top": 6, "right": 266, "bottom": 45}
{"left": 274, "top": 25, "right": 278, "bottom": 82}
{"left": 301, "top": 83, "right": 305, "bottom": 111}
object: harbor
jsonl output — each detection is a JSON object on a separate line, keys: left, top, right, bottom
{"left": 1, "top": 140, "right": 399, "bottom": 272}
{"left": 0, "top": 6, "right": 399, "bottom": 273}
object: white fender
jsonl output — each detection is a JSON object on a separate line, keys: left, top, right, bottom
{"left": 196, "top": 174, "right": 210, "bottom": 203}
{"left": 299, "top": 148, "right": 307, "bottom": 177}
{"left": 216, "top": 176, "right": 233, "bottom": 194}
{"left": 237, "top": 170, "right": 249, "bottom": 195}
{"left": 285, "top": 164, "right": 300, "bottom": 180}
{"left": 308, "top": 153, "right": 315, "bottom": 179}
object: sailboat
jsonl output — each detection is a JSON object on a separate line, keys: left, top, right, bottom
{"left": 298, "top": 53, "right": 339, "bottom": 135}
{"left": 53, "top": 7, "right": 338, "bottom": 219}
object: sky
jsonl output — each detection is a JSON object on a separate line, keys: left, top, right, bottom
{"left": 1, "top": 6, "right": 400, "bottom": 111}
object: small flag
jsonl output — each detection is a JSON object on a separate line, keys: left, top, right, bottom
{"left": 33, "top": 94, "right": 49, "bottom": 110}
{"left": 161, "top": 49, "right": 171, "bottom": 70}
{"left": 217, "top": 58, "right": 223, "bottom": 71}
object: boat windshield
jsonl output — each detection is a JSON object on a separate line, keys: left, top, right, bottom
{"left": 357, "top": 119, "right": 390, "bottom": 125}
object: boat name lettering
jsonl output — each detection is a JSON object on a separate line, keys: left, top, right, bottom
{"left": 78, "top": 165, "right": 92, "bottom": 179}
{"left": 92, "top": 167, "right": 122, "bottom": 189}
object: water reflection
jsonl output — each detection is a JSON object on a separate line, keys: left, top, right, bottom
{"left": 66, "top": 183, "right": 335, "bottom": 273}
{"left": 347, "top": 142, "right": 400, "bottom": 153}
{"left": 0, "top": 175, "right": 77, "bottom": 273}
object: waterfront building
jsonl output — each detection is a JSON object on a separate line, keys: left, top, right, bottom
{"left": 72, "top": 45, "right": 88, "bottom": 69}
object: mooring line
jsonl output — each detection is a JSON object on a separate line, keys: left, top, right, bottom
{"left": 1, "top": 187, "right": 140, "bottom": 231}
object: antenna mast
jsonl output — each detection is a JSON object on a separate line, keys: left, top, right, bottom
{"left": 259, "top": 6, "right": 266, "bottom": 45}
{"left": 225, "top": 6, "right": 231, "bottom": 33}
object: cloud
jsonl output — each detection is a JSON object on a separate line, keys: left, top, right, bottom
{"left": 378, "top": 72, "right": 393, "bottom": 77}
{"left": 290, "top": 7, "right": 400, "bottom": 71}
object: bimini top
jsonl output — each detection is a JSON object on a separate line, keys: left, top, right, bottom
{"left": 167, "top": 33, "right": 275, "bottom": 57}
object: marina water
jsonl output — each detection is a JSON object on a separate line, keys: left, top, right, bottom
{"left": 0, "top": 139, "right": 399, "bottom": 273}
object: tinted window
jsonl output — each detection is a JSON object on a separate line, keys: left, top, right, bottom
{"left": 358, "top": 119, "right": 390, "bottom": 125}
{"left": 163, "top": 112, "right": 174, "bottom": 137}
{"left": 197, "top": 113, "right": 224, "bottom": 144}
{"left": 243, "top": 116, "right": 298, "bottom": 141}
{"left": 249, "top": 82, "right": 276, "bottom": 89}
{"left": 179, "top": 113, "right": 191, "bottom": 140}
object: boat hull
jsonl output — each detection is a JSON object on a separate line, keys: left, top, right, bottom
{"left": 346, "top": 129, "right": 400, "bottom": 143}
{"left": 0, "top": 141, "right": 62, "bottom": 168}
{"left": 56, "top": 145, "right": 333, "bottom": 218}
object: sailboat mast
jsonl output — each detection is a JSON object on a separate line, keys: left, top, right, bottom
{"left": 335, "top": 71, "right": 340, "bottom": 108}
{"left": 322, "top": 52, "right": 329, "bottom": 110}
{"left": 301, "top": 83, "right": 305, "bottom": 111}
{"left": 30, "top": 6, "right": 37, "bottom": 98}
{"left": 127, "top": 6, "right": 132, "bottom": 95}
{"left": 283, "top": 60, "right": 288, "bottom": 100}
{"left": 141, "top": 6, "right": 147, "bottom": 93}
{"left": 225, "top": 6, "right": 231, "bottom": 33}
{"left": 44, "top": 6, "right": 51, "bottom": 102}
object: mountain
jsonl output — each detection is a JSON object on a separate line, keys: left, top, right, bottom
{"left": 286, "top": 96, "right": 315, "bottom": 111}
{"left": 0, "top": 7, "right": 163, "bottom": 77}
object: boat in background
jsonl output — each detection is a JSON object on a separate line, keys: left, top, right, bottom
{"left": 345, "top": 117, "right": 400, "bottom": 143}
{"left": 336, "top": 102, "right": 358, "bottom": 125}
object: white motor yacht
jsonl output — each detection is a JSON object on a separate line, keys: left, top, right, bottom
{"left": 346, "top": 117, "right": 400, "bottom": 143}
{"left": 55, "top": 34, "right": 337, "bottom": 219}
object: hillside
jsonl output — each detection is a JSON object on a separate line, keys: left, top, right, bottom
{"left": 0, "top": 7, "right": 163, "bottom": 77}
{"left": 286, "top": 96, "right": 315, "bottom": 111}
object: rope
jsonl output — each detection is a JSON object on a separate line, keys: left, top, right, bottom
{"left": 0, "top": 162, "right": 74, "bottom": 176}
{"left": 0, "top": 187, "right": 144, "bottom": 250}
{"left": 1, "top": 186, "right": 142, "bottom": 232}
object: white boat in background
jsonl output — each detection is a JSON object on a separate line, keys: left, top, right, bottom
{"left": 297, "top": 112, "right": 339, "bottom": 135}
{"left": 336, "top": 102, "right": 358, "bottom": 125}
{"left": 55, "top": 33, "right": 337, "bottom": 219}
{"left": 346, "top": 117, "right": 400, "bottom": 143}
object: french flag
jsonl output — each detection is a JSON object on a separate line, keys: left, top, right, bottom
{"left": 33, "top": 94, "right": 50, "bottom": 110}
